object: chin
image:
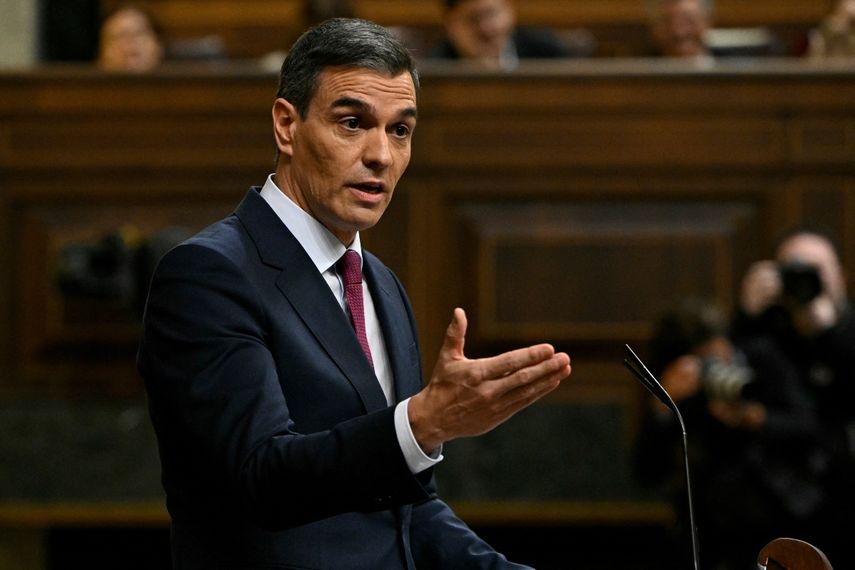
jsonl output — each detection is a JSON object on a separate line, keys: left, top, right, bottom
{"left": 343, "top": 214, "right": 382, "bottom": 234}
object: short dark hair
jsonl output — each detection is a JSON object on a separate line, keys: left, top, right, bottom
{"left": 276, "top": 18, "right": 419, "bottom": 118}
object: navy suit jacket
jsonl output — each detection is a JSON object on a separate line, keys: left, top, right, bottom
{"left": 138, "top": 188, "right": 529, "bottom": 569}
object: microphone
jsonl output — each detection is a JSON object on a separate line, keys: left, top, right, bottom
{"left": 623, "top": 344, "right": 701, "bottom": 570}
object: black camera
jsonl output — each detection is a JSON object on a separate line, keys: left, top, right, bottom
{"left": 779, "top": 262, "right": 822, "bottom": 305}
{"left": 700, "top": 357, "right": 753, "bottom": 401}
{"left": 55, "top": 226, "right": 190, "bottom": 316}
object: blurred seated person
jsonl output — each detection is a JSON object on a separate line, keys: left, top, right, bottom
{"left": 733, "top": 227, "right": 855, "bottom": 567}
{"left": 260, "top": 1, "right": 358, "bottom": 72}
{"left": 97, "top": 3, "right": 164, "bottom": 72}
{"left": 305, "top": 0, "right": 355, "bottom": 25}
{"left": 635, "top": 298, "right": 822, "bottom": 570}
{"left": 430, "top": 0, "right": 574, "bottom": 69}
{"left": 647, "top": 0, "right": 712, "bottom": 58}
{"left": 809, "top": 0, "right": 855, "bottom": 57}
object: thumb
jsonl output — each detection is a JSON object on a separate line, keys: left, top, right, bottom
{"left": 440, "top": 307, "right": 467, "bottom": 360}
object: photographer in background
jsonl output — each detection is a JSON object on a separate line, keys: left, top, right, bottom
{"left": 733, "top": 227, "right": 855, "bottom": 566}
{"left": 635, "top": 298, "right": 822, "bottom": 570}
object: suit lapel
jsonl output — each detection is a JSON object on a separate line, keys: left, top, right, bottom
{"left": 363, "top": 253, "right": 422, "bottom": 403}
{"left": 234, "top": 189, "right": 388, "bottom": 413}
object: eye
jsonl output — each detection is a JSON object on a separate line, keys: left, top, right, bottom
{"left": 393, "top": 124, "right": 411, "bottom": 138}
{"left": 341, "top": 118, "right": 360, "bottom": 130}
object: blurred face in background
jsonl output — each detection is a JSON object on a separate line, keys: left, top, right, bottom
{"left": 651, "top": 0, "right": 711, "bottom": 57}
{"left": 98, "top": 6, "right": 164, "bottom": 72}
{"left": 777, "top": 233, "right": 848, "bottom": 310}
{"left": 445, "top": 0, "right": 516, "bottom": 63}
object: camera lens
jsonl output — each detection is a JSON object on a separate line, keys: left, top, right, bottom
{"left": 779, "top": 262, "right": 822, "bottom": 304}
{"left": 701, "top": 358, "right": 753, "bottom": 400}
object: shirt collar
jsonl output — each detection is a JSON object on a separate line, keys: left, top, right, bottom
{"left": 259, "top": 174, "right": 362, "bottom": 273}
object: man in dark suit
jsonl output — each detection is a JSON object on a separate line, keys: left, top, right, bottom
{"left": 138, "top": 18, "right": 571, "bottom": 569}
{"left": 430, "top": 0, "right": 573, "bottom": 68}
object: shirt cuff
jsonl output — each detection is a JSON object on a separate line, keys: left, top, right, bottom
{"left": 394, "top": 398, "right": 443, "bottom": 474}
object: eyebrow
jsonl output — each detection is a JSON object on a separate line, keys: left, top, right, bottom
{"left": 331, "top": 97, "right": 418, "bottom": 120}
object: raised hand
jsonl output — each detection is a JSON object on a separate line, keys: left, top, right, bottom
{"left": 740, "top": 260, "right": 781, "bottom": 316}
{"left": 408, "top": 308, "right": 571, "bottom": 453}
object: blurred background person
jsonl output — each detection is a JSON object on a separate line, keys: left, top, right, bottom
{"left": 648, "top": 0, "right": 783, "bottom": 58}
{"left": 733, "top": 227, "right": 855, "bottom": 567}
{"left": 260, "top": 0, "right": 357, "bottom": 70}
{"left": 635, "top": 298, "right": 822, "bottom": 570}
{"left": 97, "top": 3, "right": 164, "bottom": 72}
{"left": 430, "top": 0, "right": 575, "bottom": 69}
{"left": 647, "top": 0, "right": 712, "bottom": 58}
{"left": 305, "top": 0, "right": 355, "bottom": 25}
{"left": 39, "top": 0, "right": 101, "bottom": 63}
{"left": 809, "top": 0, "right": 855, "bottom": 57}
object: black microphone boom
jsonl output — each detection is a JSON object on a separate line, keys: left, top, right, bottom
{"left": 623, "top": 344, "right": 701, "bottom": 570}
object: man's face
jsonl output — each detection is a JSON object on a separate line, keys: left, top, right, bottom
{"left": 446, "top": 0, "right": 516, "bottom": 62}
{"left": 273, "top": 67, "right": 417, "bottom": 245}
{"left": 778, "top": 233, "right": 847, "bottom": 309}
{"left": 652, "top": 0, "right": 710, "bottom": 58}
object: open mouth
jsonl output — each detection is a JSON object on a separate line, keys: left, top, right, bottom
{"left": 349, "top": 182, "right": 384, "bottom": 194}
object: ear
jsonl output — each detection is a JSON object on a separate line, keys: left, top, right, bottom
{"left": 272, "top": 98, "right": 299, "bottom": 158}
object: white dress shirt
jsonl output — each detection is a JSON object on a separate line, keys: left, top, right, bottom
{"left": 259, "top": 175, "right": 441, "bottom": 473}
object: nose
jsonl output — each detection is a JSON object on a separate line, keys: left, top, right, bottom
{"left": 363, "top": 128, "right": 393, "bottom": 170}
{"left": 475, "top": 10, "right": 501, "bottom": 38}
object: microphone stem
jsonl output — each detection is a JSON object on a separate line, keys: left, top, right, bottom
{"left": 622, "top": 346, "right": 701, "bottom": 569}
{"left": 679, "top": 423, "right": 701, "bottom": 570}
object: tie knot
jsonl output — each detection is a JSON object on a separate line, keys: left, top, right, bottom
{"left": 337, "top": 249, "right": 362, "bottom": 287}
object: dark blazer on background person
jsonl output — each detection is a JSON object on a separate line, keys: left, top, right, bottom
{"left": 431, "top": 26, "right": 572, "bottom": 59}
{"left": 138, "top": 187, "right": 527, "bottom": 570}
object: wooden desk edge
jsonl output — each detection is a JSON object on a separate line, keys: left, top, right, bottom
{"left": 0, "top": 500, "right": 673, "bottom": 528}
{"left": 0, "top": 502, "right": 169, "bottom": 528}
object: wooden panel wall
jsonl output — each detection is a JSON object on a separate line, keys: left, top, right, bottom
{"left": 1, "top": 60, "right": 854, "bottom": 523}
{"left": 406, "top": 60, "right": 855, "bottom": 365}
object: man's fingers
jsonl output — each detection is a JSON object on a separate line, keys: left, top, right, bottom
{"left": 483, "top": 352, "right": 570, "bottom": 401}
{"left": 439, "top": 307, "right": 468, "bottom": 360}
{"left": 495, "top": 366, "right": 568, "bottom": 418}
{"left": 479, "top": 344, "right": 561, "bottom": 380}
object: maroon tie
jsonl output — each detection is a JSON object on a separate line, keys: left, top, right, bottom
{"left": 337, "top": 250, "right": 374, "bottom": 368}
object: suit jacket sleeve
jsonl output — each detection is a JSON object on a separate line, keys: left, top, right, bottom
{"left": 409, "top": 493, "right": 533, "bottom": 569}
{"left": 138, "top": 239, "right": 430, "bottom": 531}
